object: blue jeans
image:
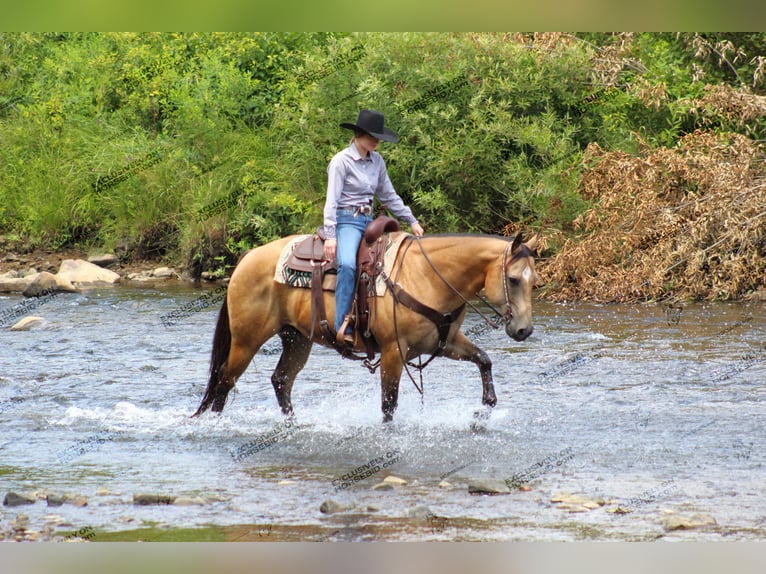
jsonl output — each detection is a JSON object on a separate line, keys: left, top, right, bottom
{"left": 334, "top": 210, "right": 372, "bottom": 333}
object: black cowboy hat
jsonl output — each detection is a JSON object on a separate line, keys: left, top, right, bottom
{"left": 340, "top": 109, "right": 398, "bottom": 143}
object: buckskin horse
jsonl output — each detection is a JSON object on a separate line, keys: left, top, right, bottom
{"left": 193, "top": 231, "right": 538, "bottom": 422}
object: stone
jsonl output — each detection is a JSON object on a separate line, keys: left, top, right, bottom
{"left": 10, "top": 514, "right": 30, "bottom": 531}
{"left": 152, "top": 267, "right": 175, "bottom": 278}
{"left": 126, "top": 272, "right": 155, "bottom": 282}
{"left": 22, "top": 271, "right": 77, "bottom": 297}
{"left": 371, "top": 482, "right": 395, "bottom": 491}
{"left": 3, "top": 492, "right": 36, "bottom": 506}
{"left": 10, "top": 316, "right": 46, "bottom": 331}
{"left": 468, "top": 480, "right": 511, "bottom": 495}
{"left": 382, "top": 475, "right": 407, "bottom": 486}
{"left": 133, "top": 493, "right": 177, "bottom": 506}
{"left": 319, "top": 499, "right": 347, "bottom": 514}
{"left": 173, "top": 496, "right": 206, "bottom": 506}
{"left": 661, "top": 513, "right": 717, "bottom": 531}
{"left": 438, "top": 480, "right": 453, "bottom": 489}
{"left": 550, "top": 492, "right": 605, "bottom": 511}
{"left": 87, "top": 253, "right": 119, "bottom": 268}
{"left": 46, "top": 495, "right": 65, "bottom": 507}
{"left": 0, "top": 276, "right": 35, "bottom": 293}
{"left": 277, "top": 480, "right": 298, "bottom": 486}
{"left": 95, "top": 488, "right": 111, "bottom": 496}
{"left": 57, "top": 259, "right": 120, "bottom": 286}
{"left": 407, "top": 506, "right": 433, "bottom": 519}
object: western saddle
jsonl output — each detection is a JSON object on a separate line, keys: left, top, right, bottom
{"left": 284, "top": 216, "right": 401, "bottom": 359}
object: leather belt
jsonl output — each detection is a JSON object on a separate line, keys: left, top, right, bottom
{"left": 338, "top": 204, "right": 373, "bottom": 217}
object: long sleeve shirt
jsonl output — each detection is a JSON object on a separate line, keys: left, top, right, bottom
{"left": 321, "top": 142, "right": 418, "bottom": 239}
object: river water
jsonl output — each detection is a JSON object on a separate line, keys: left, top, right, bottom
{"left": 1, "top": 284, "right": 764, "bottom": 541}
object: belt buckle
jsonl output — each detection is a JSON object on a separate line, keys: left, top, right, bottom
{"left": 354, "top": 205, "right": 372, "bottom": 217}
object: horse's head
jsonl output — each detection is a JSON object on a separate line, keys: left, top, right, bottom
{"left": 488, "top": 233, "right": 539, "bottom": 341}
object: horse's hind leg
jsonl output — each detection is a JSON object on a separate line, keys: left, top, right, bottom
{"left": 271, "top": 326, "right": 313, "bottom": 416}
{"left": 211, "top": 340, "right": 260, "bottom": 412}
{"left": 443, "top": 331, "right": 497, "bottom": 408}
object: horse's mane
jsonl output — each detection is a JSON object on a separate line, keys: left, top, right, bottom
{"left": 418, "top": 233, "right": 537, "bottom": 259}
{"left": 420, "top": 232, "right": 511, "bottom": 240}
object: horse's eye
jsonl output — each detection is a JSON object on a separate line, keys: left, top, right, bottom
{"left": 508, "top": 276, "right": 520, "bottom": 287}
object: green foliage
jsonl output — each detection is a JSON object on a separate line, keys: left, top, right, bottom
{"left": 1, "top": 32, "right": 764, "bottom": 272}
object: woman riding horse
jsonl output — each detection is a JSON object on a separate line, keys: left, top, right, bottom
{"left": 322, "top": 109, "right": 424, "bottom": 346}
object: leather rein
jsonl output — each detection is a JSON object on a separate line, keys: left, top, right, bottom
{"left": 377, "top": 236, "right": 516, "bottom": 395}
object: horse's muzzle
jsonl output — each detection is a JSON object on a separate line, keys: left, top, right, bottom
{"left": 507, "top": 323, "right": 533, "bottom": 341}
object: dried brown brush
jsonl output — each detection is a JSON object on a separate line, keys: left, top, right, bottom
{"left": 540, "top": 130, "right": 766, "bottom": 303}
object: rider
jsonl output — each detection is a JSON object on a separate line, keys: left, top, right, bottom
{"left": 321, "top": 109, "right": 425, "bottom": 346}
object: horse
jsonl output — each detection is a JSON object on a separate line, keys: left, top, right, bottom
{"left": 193, "top": 232, "right": 539, "bottom": 422}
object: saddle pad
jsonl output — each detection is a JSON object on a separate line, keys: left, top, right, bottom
{"left": 274, "top": 235, "right": 313, "bottom": 288}
{"left": 273, "top": 232, "right": 410, "bottom": 296}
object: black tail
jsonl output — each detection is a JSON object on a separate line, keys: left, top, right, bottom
{"left": 192, "top": 294, "right": 232, "bottom": 416}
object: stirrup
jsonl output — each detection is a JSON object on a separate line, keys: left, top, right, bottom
{"left": 336, "top": 315, "right": 355, "bottom": 347}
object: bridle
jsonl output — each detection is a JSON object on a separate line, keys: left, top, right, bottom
{"left": 381, "top": 236, "right": 522, "bottom": 395}
{"left": 411, "top": 236, "right": 516, "bottom": 332}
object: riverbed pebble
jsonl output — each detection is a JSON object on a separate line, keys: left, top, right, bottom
{"left": 319, "top": 499, "right": 347, "bottom": 514}
{"left": 550, "top": 492, "right": 605, "bottom": 512}
{"left": 152, "top": 266, "right": 175, "bottom": 278}
{"left": 382, "top": 475, "right": 407, "bottom": 486}
{"left": 661, "top": 513, "right": 717, "bottom": 531}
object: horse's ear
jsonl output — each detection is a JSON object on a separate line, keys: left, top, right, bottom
{"left": 525, "top": 233, "right": 539, "bottom": 253}
{"left": 511, "top": 232, "right": 524, "bottom": 253}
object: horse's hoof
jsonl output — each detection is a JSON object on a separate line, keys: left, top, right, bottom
{"left": 473, "top": 407, "right": 492, "bottom": 420}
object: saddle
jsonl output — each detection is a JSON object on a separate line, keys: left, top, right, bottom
{"left": 284, "top": 216, "right": 400, "bottom": 358}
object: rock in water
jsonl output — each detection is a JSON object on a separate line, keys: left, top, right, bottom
{"left": 467, "top": 480, "right": 511, "bottom": 495}
{"left": 382, "top": 475, "right": 408, "bottom": 486}
{"left": 10, "top": 316, "right": 45, "bottom": 331}
{"left": 57, "top": 259, "right": 120, "bottom": 286}
{"left": 22, "top": 271, "right": 77, "bottom": 297}
{"left": 133, "top": 493, "right": 177, "bottom": 505}
{"left": 319, "top": 499, "right": 347, "bottom": 514}
{"left": 661, "top": 514, "right": 717, "bottom": 531}
{"left": 3, "top": 492, "right": 36, "bottom": 506}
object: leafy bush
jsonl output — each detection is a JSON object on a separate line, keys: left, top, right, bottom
{"left": 1, "top": 31, "right": 764, "bottom": 291}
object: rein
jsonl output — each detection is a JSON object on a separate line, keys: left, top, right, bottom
{"left": 380, "top": 236, "right": 516, "bottom": 395}
{"left": 413, "top": 236, "right": 514, "bottom": 329}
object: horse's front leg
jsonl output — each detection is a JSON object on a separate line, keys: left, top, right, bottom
{"left": 380, "top": 344, "right": 405, "bottom": 422}
{"left": 272, "top": 326, "right": 313, "bottom": 416}
{"left": 443, "top": 330, "right": 497, "bottom": 407}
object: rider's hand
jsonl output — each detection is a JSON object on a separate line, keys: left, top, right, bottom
{"left": 411, "top": 223, "right": 425, "bottom": 237}
{"left": 324, "top": 238, "right": 337, "bottom": 260}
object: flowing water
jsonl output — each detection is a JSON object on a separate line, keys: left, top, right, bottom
{"left": 1, "top": 285, "right": 764, "bottom": 541}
